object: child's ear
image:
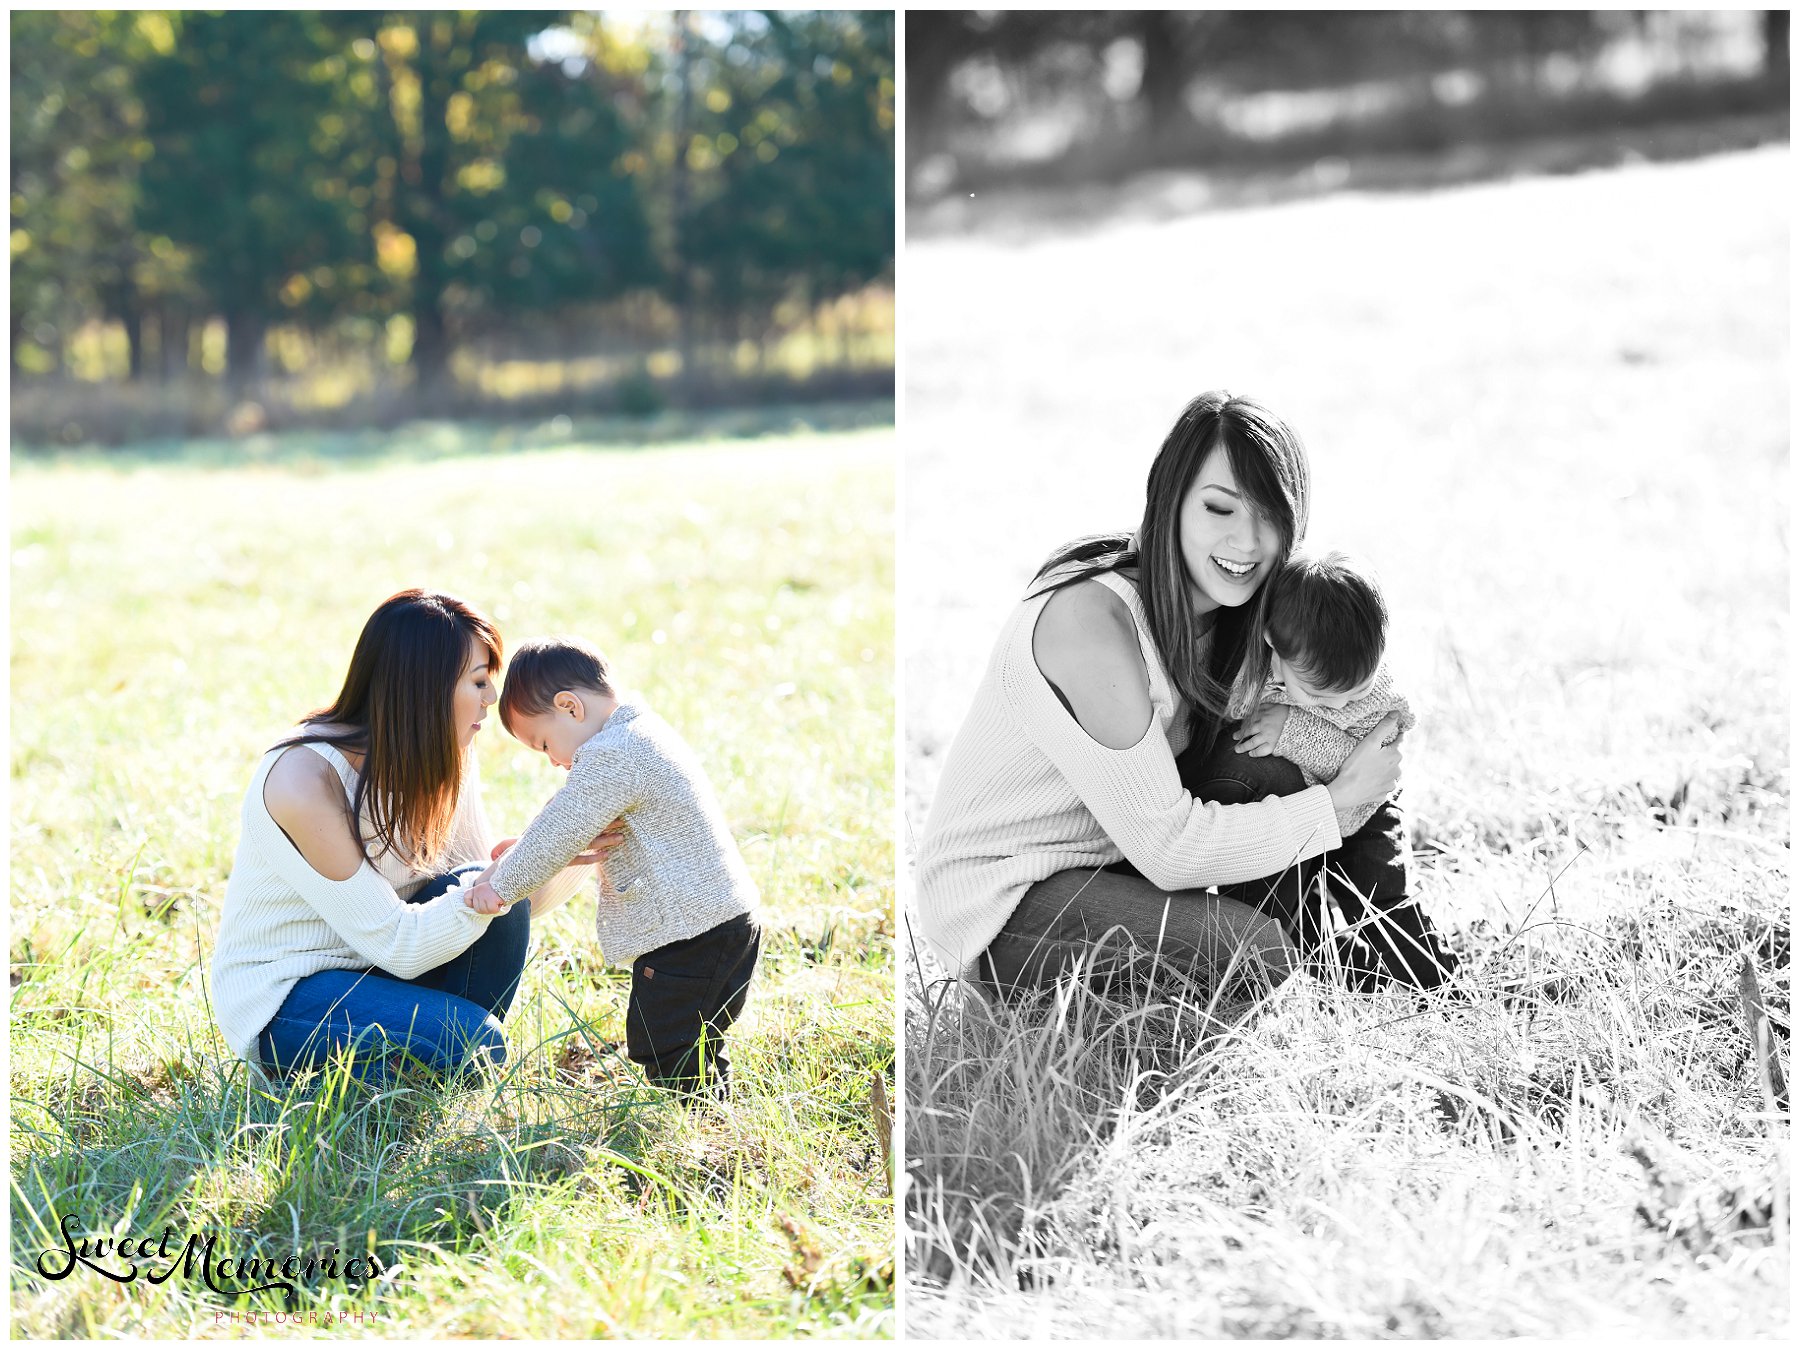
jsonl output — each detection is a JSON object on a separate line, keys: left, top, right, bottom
{"left": 554, "top": 689, "right": 585, "bottom": 720}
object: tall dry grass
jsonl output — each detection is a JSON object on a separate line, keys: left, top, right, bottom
{"left": 907, "top": 855, "right": 1788, "bottom": 1337}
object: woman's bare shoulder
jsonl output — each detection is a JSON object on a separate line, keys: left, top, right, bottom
{"left": 1030, "top": 578, "right": 1153, "bottom": 750}
{"left": 261, "top": 746, "right": 363, "bottom": 880}
{"left": 262, "top": 745, "right": 349, "bottom": 821}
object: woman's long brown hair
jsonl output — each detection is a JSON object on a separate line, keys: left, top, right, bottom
{"left": 1031, "top": 391, "right": 1311, "bottom": 761}
{"left": 276, "top": 589, "right": 502, "bottom": 872}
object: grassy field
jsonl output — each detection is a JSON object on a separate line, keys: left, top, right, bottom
{"left": 9, "top": 412, "right": 895, "bottom": 1337}
{"left": 902, "top": 144, "right": 1788, "bottom": 1336}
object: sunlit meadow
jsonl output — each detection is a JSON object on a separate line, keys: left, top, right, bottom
{"left": 903, "top": 144, "right": 1788, "bottom": 1337}
{"left": 10, "top": 407, "right": 895, "bottom": 1338}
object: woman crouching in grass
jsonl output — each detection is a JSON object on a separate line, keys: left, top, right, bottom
{"left": 210, "top": 589, "right": 612, "bottom": 1084}
{"left": 916, "top": 391, "right": 1450, "bottom": 1007}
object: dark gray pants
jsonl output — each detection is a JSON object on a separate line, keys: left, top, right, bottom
{"left": 979, "top": 865, "right": 1298, "bottom": 1000}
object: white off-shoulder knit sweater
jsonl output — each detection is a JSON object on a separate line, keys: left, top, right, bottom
{"left": 210, "top": 736, "right": 586, "bottom": 1064}
{"left": 915, "top": 569, "right": 1344, "bottom": 980}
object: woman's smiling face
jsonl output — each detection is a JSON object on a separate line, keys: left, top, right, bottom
{"left": 1177, "top": 446, "right": 1280, "bottom": 616}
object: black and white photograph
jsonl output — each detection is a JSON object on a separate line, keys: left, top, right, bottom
{"left": 902, "top": 10, "right": 1788, "bottom": 1339}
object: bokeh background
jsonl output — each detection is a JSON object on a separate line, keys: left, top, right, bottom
{"left": 10, "top": 10, "right": 894, "bottom": 444}
{"left": 903, "top": 10, "right": 1787, "bottom": 1338}
{"left": 909, "top": 9, "right": 1782, "bottom": 197}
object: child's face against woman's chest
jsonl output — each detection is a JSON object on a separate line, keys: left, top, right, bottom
{"left": 1177, "top": 448, "right": 1279, "bottom": 615}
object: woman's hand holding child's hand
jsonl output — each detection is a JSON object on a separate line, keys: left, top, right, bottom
{"left": 473, "top": 818, "right": 624, "bottom": 915}
{"left": 1232, "top": 704, "right": 1290, "bottom": 757}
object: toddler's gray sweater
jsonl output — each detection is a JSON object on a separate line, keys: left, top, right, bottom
{"left": 489, "top": 702, "right": 759, "bottom": 965}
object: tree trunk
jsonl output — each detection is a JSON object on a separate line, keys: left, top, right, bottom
{"left": 411, "top": 298, "right": 449, "bottom": 403}
{"left": 673, "top": 11, "right": 696, "bottom": 391}
{"left": 225, "top": 309, "right": 267, "bottom": 395}
{"left": 158, "top": 306, "right": 191, "bottom": 382}
{"left": 1766, "top": 10, "right": 1790, "bottom": 80}
{"left": 1138, "top": 11, "right": 1188, "bottom": 148}
{"left": 121, "top": 307, "right": 144, "bottom": 382}
{"left": 407, "top": 27, "right": 454, "bottom": 406}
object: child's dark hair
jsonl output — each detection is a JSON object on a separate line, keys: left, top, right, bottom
{"left": 498, "top": 637, "right": 615, "bottom": 732}
{"left": 1263, "top": 550, "right": 1388, "bottom": 692}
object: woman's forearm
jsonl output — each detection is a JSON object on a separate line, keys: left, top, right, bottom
{"left": 280, "top": 855, "right": 490, "bottom": 976}
{"left": 1031, "top": 717, "right": 1342, "bottom": 890}
{"left": 1114, "top": 782, "right": 1342, "bottom": 891}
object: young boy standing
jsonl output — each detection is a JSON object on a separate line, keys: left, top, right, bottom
{"left": 467, "top": 637, "right": 761, "bottom": 1096}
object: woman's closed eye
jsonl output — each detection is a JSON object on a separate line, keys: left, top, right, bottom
{"left": 1205, "top": 503, "right": 1232, "bottom": 517}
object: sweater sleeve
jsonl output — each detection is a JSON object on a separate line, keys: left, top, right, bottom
{"left": 1278, "top": 682, "right": 1414, "bottom": 839}
{"left": 1001, "top": 630, "right": 1341, "bottom": 892}
{"left": 521, "top": 859, "right": 592, "bottom": 920}
{"left": 1331, "top": 689, "right": 1416, "bottom": 838}
{"left": 488, "top": 744, "right": 643, "bottom": 904}
{"left": 252, "top": 806, "right": 492, "bottom": 979}
{"left": 1395, "top": 692, "right": 1417, "bottom": 737}
{"left": 1272, "top": 705, "right": 1360, "bottom": 785}
{"left": 1276, "top": 707, "right": 1370, "bottom": 838}
{"left": 457, "top": 756, "right": 591, "bottom": 919}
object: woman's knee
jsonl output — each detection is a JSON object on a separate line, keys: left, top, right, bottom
{"left": 1178, "top": 727, "right": 1309, "bottom": 805}
{"left": 484, "top": 895, "right": 532, "bottom": 953}
{"left": 1200, "top": 904, "right": 1299, "bottom": 990}
{"left": 1238, "top": 913, "right": 1299, "bottom": 984}
{"left": 407, "top": 863, "right": 486, "bottom": 908}
{"left": 434, "top": 1010, "right": 508, "bottom": 1073}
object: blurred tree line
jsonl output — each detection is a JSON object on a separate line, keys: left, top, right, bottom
{"left": 11, "top": 10, "right": 894, "bottom": 434}
{"left": 909, "top": 9, "right": 1785, "bottom": 188}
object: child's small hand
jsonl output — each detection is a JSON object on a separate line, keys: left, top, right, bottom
{"left": 465, "top": 879, "right": 511, "bottom": 915}
{"left": 1233, "top": 703, "right": 1290, "bottom": 757}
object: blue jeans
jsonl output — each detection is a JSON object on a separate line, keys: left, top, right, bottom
{"left": 1164, "top": 723, "right": 1459, "bottom": 991}
{"left": 255, "top": 865, "right": 532, "bottom": 1083}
